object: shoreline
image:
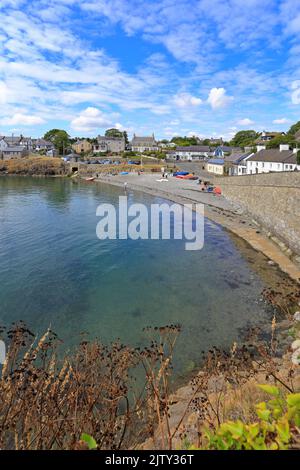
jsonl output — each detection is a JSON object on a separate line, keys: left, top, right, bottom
{"left": 91, "top": 173, "right": 300, "bottom": 283}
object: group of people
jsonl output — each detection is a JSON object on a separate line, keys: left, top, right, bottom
{"left": 197, "top": 179, "right": 222, "bottom": 195}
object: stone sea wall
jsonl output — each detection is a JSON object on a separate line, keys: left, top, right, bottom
{"left": 217, "top": 172, "right": 300, "bottom": 259}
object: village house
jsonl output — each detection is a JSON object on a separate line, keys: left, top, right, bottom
{"left": 246, "top": 145, "right": 298, "bottom": 174}
{"left": 32, "top": 138, "right": 55, "bottom": 154}
{"left": 213, "top": 146, "right": 242, "bottom": 157}
{"left": 0, "top": 136, "right": 31, "bottom": 160}
{"left": 158, "top": 141, "right": 177, "bottom": 149}
{"left": 1, "top": 146, "right": 29, "bottom": 160}
{"left": 255, "top": 131, "right": 285, "bottom": 144}
{"left": 130, "top": 134, "right": 158, "bottom": 152}
{"left": 93, "top": 135, "right": 125, "bottom": 154}
{"left": 206, "top": 158, "right": 225, "bottom": 175}
{"left": 225, "top": 152, "right": 253, "bottom": 176}
{"left": 1, "top": 135, "right": 33, "bottom": 151}
{"left": 167, "top": 145, "right": 211, "bottom": 161}
{"left": 72, "top": 139, "right": 92, "bottom": 155}
{"left": 0, "top": 137, "right": 8, "bottom": 151}
{"left": 209, "top": 137, "right": 223, "bottom": 146}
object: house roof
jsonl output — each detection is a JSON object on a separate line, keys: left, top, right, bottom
{"left": 97, "top": 135, "right": 124, "bottom": 142}
{"left": 33, "top": 138, "right": 53, "bottom": 146}
{"left": 224, "top": 152, "right": 252, "bottom": 163}
{"left": 131, "top": 136, "right": 156, "bottom": 144}
{"left": 207, "top": 158, "right": 224, "bottom": 165}
{"left": 215, "top": 146, "right": 241, "bottom": 152}
{"left": 175, "top": 145, "right": 210, "bottom": 152}
{"left": 248, "top": 149, "right": 296, "bottom": 164}
{"left": 2, "top": 146, "right": 26, "bottom": 152}
{"left": 4, "top": 136, "right": 22, "bottom": 144}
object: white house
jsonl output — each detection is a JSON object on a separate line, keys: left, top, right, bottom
{"left": 246, "top": 145, "right": 298, "bottom": 174}
{"left": 0, "top": 137, "right": 8, "bottom": 151}
{"left": 167, "top": 145, "right": 211, "bottom": 161}
{"left": 226, "top": 152, "right": 253, "bottom": 176}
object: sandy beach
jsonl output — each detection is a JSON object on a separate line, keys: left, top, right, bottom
{"left": 92, "top": 172, "right": 300, "bottom": 282}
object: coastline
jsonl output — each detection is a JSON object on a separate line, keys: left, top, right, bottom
{"left": 91, "top": 173, "right": 300, "bottom": 284}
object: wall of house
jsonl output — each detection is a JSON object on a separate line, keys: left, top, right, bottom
{"left": 207, "top": 163, "right": 224, "bottom": 175}
{"left": 246, "top": 160, "right": 297, "bottom": 174}
{"left": 217, "top": 172, "right": 300, "bottom": 257}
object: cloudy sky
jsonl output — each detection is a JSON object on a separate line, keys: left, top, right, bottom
{"left": 0, "top": 0, "right": 300, "bottom": 139}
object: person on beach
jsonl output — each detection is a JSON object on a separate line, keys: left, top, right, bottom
{"left": 124, "top": 182, "right": 127, "bottom": 191}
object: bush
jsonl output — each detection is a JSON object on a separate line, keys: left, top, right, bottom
{"left": 192, "top": 386, "right": 300, "bottom": 450}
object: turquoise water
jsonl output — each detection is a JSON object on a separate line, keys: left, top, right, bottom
{"left": 0, "top": 177, "right": 272, "bottom": 373}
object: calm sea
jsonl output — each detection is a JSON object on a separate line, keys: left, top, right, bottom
{"left": 0, "top": 176, "right": 272, "bottom": 373}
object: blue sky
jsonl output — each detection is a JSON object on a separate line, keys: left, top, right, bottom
{"left": 0, "top": 0, "right": 300, "bottom": 140}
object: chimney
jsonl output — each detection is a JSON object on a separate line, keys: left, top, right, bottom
{"left": 279, "top": 144, "right": 289, "bottom": 152}
{"left": 256, "top": 145, "right": 266, "bottom": 152}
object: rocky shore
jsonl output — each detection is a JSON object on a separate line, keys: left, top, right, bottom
{"left": 0, "top": 157, "right": 67, "bottom": 176}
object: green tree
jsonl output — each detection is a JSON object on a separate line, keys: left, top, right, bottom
{"left": 230, "top": 130, "right": 258, "bottom": 147}
{"left": 44, "top": 129, "right": 70, "bottom": 155}
{"left": 266, "top": 134, "right": 295, "bottom": 149}
{"left": 297, "top": 150, "right": 300, "bottom": 165}
{"left": 287, "top": 120, "right": 300, "bottom": 136}
{"left": 123, "top": 131, "right": 129, "bottom": 145}
{"left": 171, "top": 136, "right": 198, "bottom": 146}
{"left": 105, "top": 128, "right": 123, "bottom": 138}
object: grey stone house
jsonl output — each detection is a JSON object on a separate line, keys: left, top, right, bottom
{"left": 93, "top": 135, "right": 125, "bottom": 154}
{"left": 3, "top": 135, "right": 33, "bottom": 151}
{"left": 1, "top": 146, "right": 29, "bottom": 160}
{"left": 32, "top": 138, "right": 55, "bottom": 153}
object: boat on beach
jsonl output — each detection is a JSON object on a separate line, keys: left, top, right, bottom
{"left": 85, "top": 177, "right": 95, "bottom": 181}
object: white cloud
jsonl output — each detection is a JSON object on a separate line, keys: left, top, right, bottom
{"left": 291, "top": 81, "right": 300, "bottom": 104}
{"left": 237, "top": 118, "right": 254, "bottom": 126}
{"left": 0, "top": 81, "right": 8, "bottom": 104}
{"left": 0, "top": 113, "right": 45, "bottom": 125}
{"left": 207, "top": 87, "right": 233, "bottom": 109}
{"left": 272, "top": 118, "right": 289, "bottom": 124}
{"left": 174, "top": 92, "right": 202, "bottom": 107}
{"left": 70, "top": 107, "right": 112, "bottom": 132}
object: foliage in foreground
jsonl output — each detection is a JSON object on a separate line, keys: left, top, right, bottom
{"left": 0, "top": 323, "right": 180, "bottom": 450}
{"left": 200, "top": 386, "right": 300, "bottom": 450}
{"left": 0, "top": 285, "right": 299, "bottom": 450}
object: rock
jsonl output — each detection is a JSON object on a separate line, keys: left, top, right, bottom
{"left": 293, "top": 311, "right": 300, "bottom": 322}
{"left": 291, "top": 339, "right": 300, "bottom": 350}
{"left": 291, "top": 349, "right": 300, "bottom": 365}
{"left": 268, "top": 260, "right": 276, "bottom": 266}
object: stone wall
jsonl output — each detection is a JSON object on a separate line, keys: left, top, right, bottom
{"left": 217, "top": 172, "right": 300, "bottom": 257}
